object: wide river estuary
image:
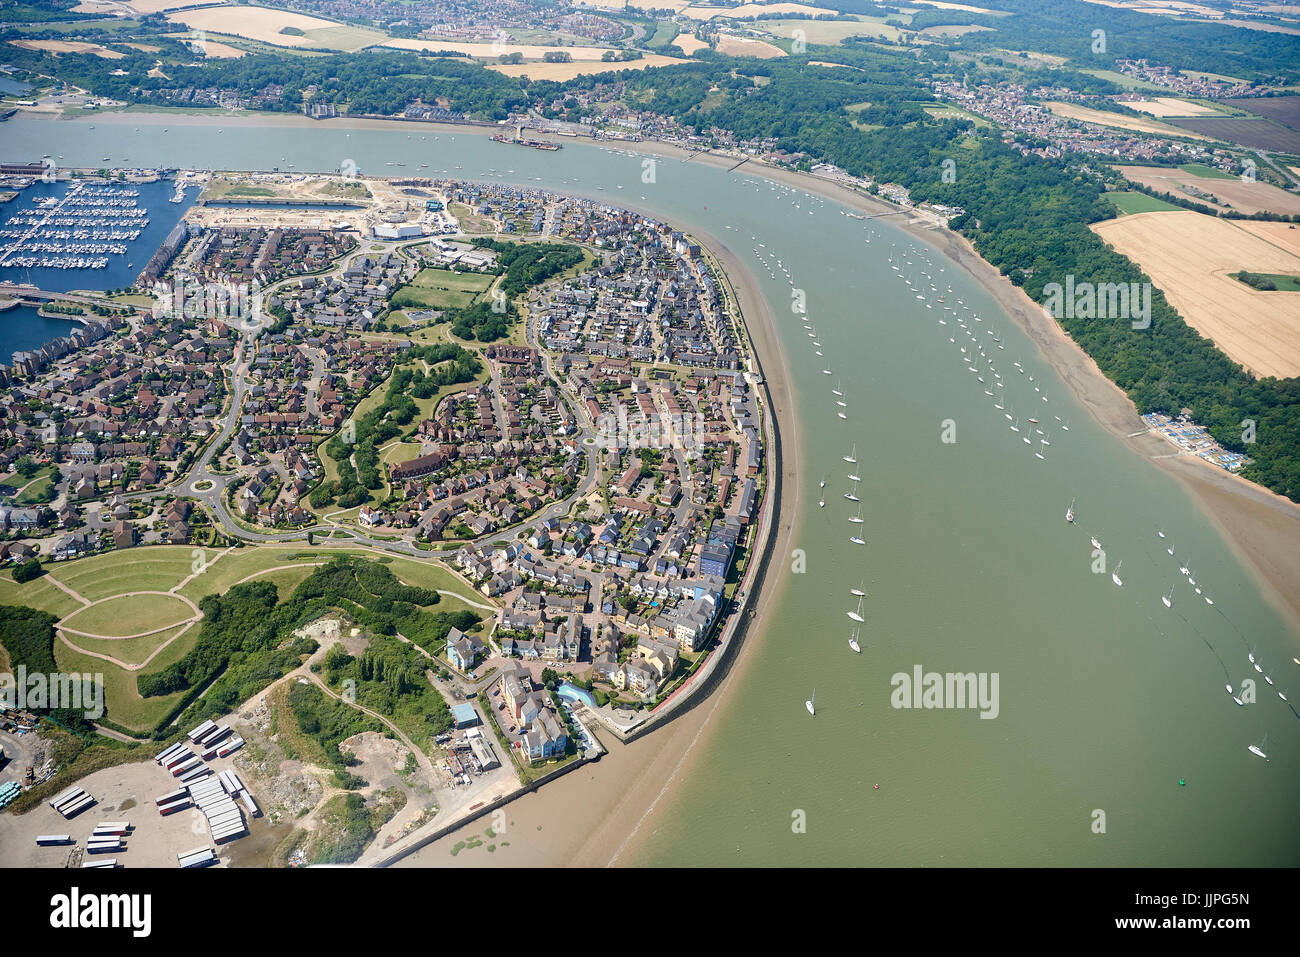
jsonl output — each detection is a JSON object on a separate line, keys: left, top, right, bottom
{"left": 5, "top": 113, "right": 1299, "bottom": 865}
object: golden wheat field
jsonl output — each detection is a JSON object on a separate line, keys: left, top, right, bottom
{"left": 1114, "top": 165, "right": 1300, "bottom": 216}
{"left": 11, "top": 39, "right": 126, "bottom": 58}
{"left": 1123, "top": 97, "right": 1221, "bottom": 117}
{"left": 385, "top": 38, "right": 619, "bottom": 60}
{"left": 1091, "top": 210, "right": 1300, "bottom": 379}
{"left": 1044, "top": 101, "right": 1215, "bottom": 139}
{"left": 672, "top": 33, "right": 710, "bottom": 54}
{"left": 714, "top": 34, "right": 786, "bottom": 57}
{"left": 487, "top": 55, "right": 685, "bottom": 81}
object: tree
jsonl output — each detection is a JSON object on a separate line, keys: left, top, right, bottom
{"left": 13, "top": 559, "right": 44, "bottom": 583}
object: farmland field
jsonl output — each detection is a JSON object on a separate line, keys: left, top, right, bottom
{"left": 167, "top": 6, "right": 385, "bottom": 51}
{"left": 1043, "top": 102, "right": 1215, "bottom": 139}
{"left": 1227, "top": 95, "right": 1300, "bottom": 130}
{"left": 672, "top": 33, "right": 709, "bottom": 54}
{"left": 1091, "top": 210, "right": 1300, "bottom": 379}
{"left": 753, "top": 16, "right": 900, "bottom": 44}
{"left": 1124, "top": 97, "right": 1222, "bottom": 118}
{"left": 384, "top": 38, "right": 621, "bottom": 60}
{"left": 714, "top": 35, "right": 786, "bottom": 58}
{"left": 1102, "top": 190, "right": 1182, "bottom": 214}
{"left": 1114, "top": 165, "right": 1300, "bottom": 215}
{"left": 487, "top": 55, "right": 685, "bottom": 80}
{"left": 1163, "top": 117, "right": 1300, "bottom": 153}
{"left": 10, "top": 39, "right": 125, "bottom": 59}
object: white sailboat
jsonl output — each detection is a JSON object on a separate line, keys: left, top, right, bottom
{"left": 1248, "top": 736, "right": 1268, "bottom": 761}
{"left": 850, "top": 583, "right": 866, "bottom": 597}
{"left": 1162, "top": 585, "right": 1174, "bottom": 609}
{"left": 843, "top": 444, "right": 857, "bottom": 464}
{"left": 846, "top": 471, "right": 862, "bottom": 483}
{"left": 847, "top": 597, "right": 865, "bottom": 623}
{"left": 1111, "top": 560, "right": 1124, "bottom": 588}
{"left": 805, "top": 689, "right": 816, "bottom": 717}
{"left": 819, "top": 473, "right": 825, "bottom": 488}
{"left": 1065, "top": 497, "right": 1075, "bottom": 524}
{"left": 848, "top": 506, "right": 864, "bottom": 524}
{"left": 848, "top": 628, "right": 861, "bottom": 654}
{"left": 849, "top": 528, "right": 866, "bottom": 545}
{"left": 844, "top": 481, "right": 860, "bottom": 502}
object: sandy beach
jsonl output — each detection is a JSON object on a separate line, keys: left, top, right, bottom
{"left": 32, "top": 109, "right": 1300, "bottom": 865}
{"left": 396, "top": 131, "right": 1300, "bottom": 869}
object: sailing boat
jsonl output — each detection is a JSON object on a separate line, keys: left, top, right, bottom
{"left": 805, "top": 689, "right": 816, "bottom": 717}
{"left": 846, "top": 469, "right": 862, "bottom": 483}
{"left": 819, "top": 473, "right": 826, "bottom": 488}
{"left": 850, "top": 583, "right": 866, "bottom": 597}
{"left": 843, "top": 444, "right": 857, "bottom": 464}
{"left": 1111, "top": 560, "right": 1124, "bottom": 587}
{"left": 844, "top": 481, "right": 860, "bottom": 502}
{"left": 848, "top": 506, "right": 864, "bottom": 524}
{"left": 849, "top": 531, "right": 865, "bottom": 545}
{"left": 832, "top": 380, "right": 843, "bottom": 397}
{"left": 1065, "top": 497, "right": 1075, "bottom": 524}
{"left": 848, "top": 628, "right": 861, "bottom": 654}
{"left": 818, "top": 492, "right": 824, "bottom": 508}
{"left": 1248, "top": 735, "right": 1268, "bottom": 761}
{"left": 1157, "top": 528, "right": 1166, "bottom": 539}
{"left": 1161, "top": 585, "right": 1174, "bottom": 609}
{"left": 847, "top": 597, "right": 865, "bottom": 623}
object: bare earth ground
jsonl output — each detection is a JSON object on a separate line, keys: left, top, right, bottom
{"left": 0, "top": 752, "right": 262, "bottom": 868}
{"left": 1091, "top": 210, "right": 1300, "bottom": 379}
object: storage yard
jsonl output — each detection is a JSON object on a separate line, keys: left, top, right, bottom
{"left": 0, "top": 717, "right": 261, "bottom": 867}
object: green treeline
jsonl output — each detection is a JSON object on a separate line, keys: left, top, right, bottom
{"left": 318, "top": 344, "right": 480, "bottom": 507}
{"left": 0, "top": 45, "right": 529, "bottom": 119}
{"left": 470, "top": 239, "right": 586, "bottom": 297}
{"left": 0, "top": 605, "right": 96, "bottom": 735}
{"left": 936, "top": 0, "right": 1300, "bottom": 84}
{"left": 287, "top": 680, "right": 381, "bottom": 780}
{"left": 553, "top": 52, "right": 1300, "bottom": 501}
{"left": 137, "top": 558, "right": 479, "bottom": 729}
{"left": 320, "top": 633, "right": 454, "bottom": 746}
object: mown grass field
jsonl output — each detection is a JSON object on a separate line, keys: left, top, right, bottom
{"left": 61, "top": 593, "right": 195, "bottom": 637}
{"left": 51, "top": 546, "right": 221, "bottom": 602}
{"left": 0, "top": 573, "right": 84, "bottom": 619}
{"left": 5, "top": 543, "right": 488, "bottom": 731}
{"left": 65, "top": 622, "right": 198, "bottom": 670}
{"left": 394, "top": 267, "right": 494, "bottom": 310}
{"left": 54, "top": 633, "right": 192, "bottom": 732}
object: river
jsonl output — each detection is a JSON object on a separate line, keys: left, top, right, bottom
{"left": 4, "top": 112, "right": 1298, "bottom": 866}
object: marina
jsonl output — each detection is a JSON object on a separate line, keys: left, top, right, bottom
{"left": 3, "top": 113, "right": 1298, "bottom": 868}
